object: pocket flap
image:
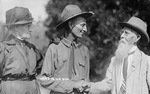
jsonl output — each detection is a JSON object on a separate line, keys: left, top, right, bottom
{"left": 78, "top": 60, "right": 85, "bottom": 67}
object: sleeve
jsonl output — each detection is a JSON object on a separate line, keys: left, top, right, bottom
{"left": 0, "top": 42, "right": 5, "bottom": 78}
{"left": 34, "top": 49, "right": 44, "bottom": 75}
{"left": 39, "top": 44, "right": 77, "bottom": 93}
{"left": 89, "top": 57, "right": 114, "bottom": 94}
{"left": 146, "top": 56, "right": 150, "bottom": 89}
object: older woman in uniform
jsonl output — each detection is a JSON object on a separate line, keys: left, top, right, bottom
{"left": 0, "top": 7, "right": 42, "bottom": 94}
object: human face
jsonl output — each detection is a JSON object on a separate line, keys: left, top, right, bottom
{"left": 70, "top": 17, "right": 87, "bottom": 38}
{"left": 16, "top": 23, "right": 32, "bottom": 40}
{"left": 119, "top": 27, "right": 140, "bottom": 46}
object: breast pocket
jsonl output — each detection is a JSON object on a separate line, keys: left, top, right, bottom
{"left": 78, "top": 59, "right": 87, "bottom": 79}
{"left": 56, "top": 50, "right": 68, "bottom": 69}
{"left": 78, "top": 60, "right": 86, "bottom": 67}
{"left": 57, "top": 58, "right": 67, "bottom": 69}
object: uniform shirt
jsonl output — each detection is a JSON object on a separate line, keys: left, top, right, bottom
{"left": 40, "top": 38, "right": 90, "bottom": 93}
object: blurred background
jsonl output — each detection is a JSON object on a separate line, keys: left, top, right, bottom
{"left": 1, "top": 0, "right": 150, "bottom": 94}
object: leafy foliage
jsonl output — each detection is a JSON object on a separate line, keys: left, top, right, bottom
{"left": 44, "top": 0, "right": 150, "bottom": 82}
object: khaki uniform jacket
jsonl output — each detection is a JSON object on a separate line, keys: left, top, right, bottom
{"left": 0, "top": 38, "right": 41, "bottom": 94}
{"left": 90, "top": 48, "right": 150, "bottom": 94}
{"left": 40, "top": 38, "right": 90, "bottom": 93}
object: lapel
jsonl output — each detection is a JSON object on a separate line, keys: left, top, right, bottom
{"left": 127, "top": 48, "right": 141, "bottom": 79}
{"left": 4, "top": 37, "right": 28, "bottom": 62}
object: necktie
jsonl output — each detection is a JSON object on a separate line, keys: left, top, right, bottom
{"left": 123, "top": 57, "right": 128, "bottom": 81}
{"left": 123, "top": 51, "right": 135, "bottom": 81}
{"left": 120, "top": 57, "right": 128, "bottom": 94}
{"left": 68, "top": 43, "right": 75, "bottom": 79}
{"left": 121, "top": 51, "right": 135, "bottom": 93}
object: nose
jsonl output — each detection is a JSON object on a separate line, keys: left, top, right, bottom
{"left": 120, "top": 31, "right": 125, "bottom": 39}
{"left": 82, "top": 25, "right": 87, "bottom": 32}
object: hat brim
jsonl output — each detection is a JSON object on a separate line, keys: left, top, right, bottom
{"left": 119, "top": 22, "right": 149, "bottom": 46}
{"left": 4, "top": 20, "right": 34, "bottom": 26}
{"left": 56, "top": 11, "right": 94, "bottom": 29}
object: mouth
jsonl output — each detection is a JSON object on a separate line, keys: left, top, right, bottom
{"left": 80, "top": 30, "right": 86, "bottom": 34}
{"left": 119, "top": 40, "right": 126, "bottom": 44}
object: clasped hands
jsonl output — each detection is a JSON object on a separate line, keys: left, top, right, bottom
{"left": 74, "top": 80, "right": 91, "bottom": 93}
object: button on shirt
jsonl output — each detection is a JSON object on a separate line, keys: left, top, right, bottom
{"left": 40, "top": 38, "right": 90, "bottom": 93}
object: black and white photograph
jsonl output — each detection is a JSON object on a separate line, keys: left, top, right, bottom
{"left": 0, "top": 0, "right": 150, "bottom": 94}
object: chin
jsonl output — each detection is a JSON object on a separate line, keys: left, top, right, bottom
{"left": 76, "top": 35, "right": 82, "bottom": 38}
{"left": 79, "top": 36, "right": 82, "bottom": 38}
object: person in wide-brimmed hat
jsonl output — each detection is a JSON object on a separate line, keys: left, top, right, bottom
{"left": 0, "top": 7, "right": 42, "bottom": 94}
{"left": 119, "top": 16, "right": 149, "bottom": 46}
{"left": 5, "top": 7, "right": 34, "bottom": 26}
{"left": 39, "top": 4, "right": 93, "bottom": 94}
{"left": 1, "top": 7, "right": 34, "bottom": 41}
{"left": 81, "top": 16, "right": 150, "bottom": 94}
{"left": 56, "top": 4, "right": 93, "bottom": 29}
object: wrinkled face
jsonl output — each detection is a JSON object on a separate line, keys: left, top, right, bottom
{"left": 15, "top": 23, "right": 32, "bottom": 39}
{"left": 119, "top": 27, "right": 141, "bottom": 46}
{"left": 115, "top": 27, "right": 141, "bottom": 61}
{"left": 70, "top": 17, "right": 87, "bottom": 38}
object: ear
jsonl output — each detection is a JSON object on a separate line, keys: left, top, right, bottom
{"left": 135, "top": 34, "right": 141, "bottom": 43}
{"left": 68, "top": 21, "right": 73, "bottom": 30}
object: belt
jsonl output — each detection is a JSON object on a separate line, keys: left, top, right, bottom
{"left": 1, "top": 74, "right": 35, "bottom": 81}
{"left": 50, "top": 89, "right": 83, "bottom": 94}
{"left": 50, "top": 91, "right": 70, "bottom": 94}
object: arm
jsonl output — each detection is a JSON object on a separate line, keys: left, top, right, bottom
{"left": 39, "top": 44, "right": 83, "bottom": 93}
{"left": 89, "top": 57, "right": 114, "bottom": 94}
{"left": 34, "top": 49, "right": 43, "bottom": 75}
{"left": 0, "top": 42, "right": 6, "bottom": 78}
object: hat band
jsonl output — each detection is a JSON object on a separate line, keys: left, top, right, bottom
{"left": 5, "top": 20, "right": 34, "bottom": 26}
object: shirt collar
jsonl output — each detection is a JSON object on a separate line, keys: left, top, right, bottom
{"left": 61, "top": 38, "right": 72, "bottom": 47}
{"left": 3, "top": 35, "right": 24, "bottom": 46}
{"left": 3, "top": 39, "right": 16, "bottom": 45}
{"left": 128, "top": 45, "right": 137, "bottom": 55}
{"left": 61, "top": 38, "right": 82, "bottom": 48}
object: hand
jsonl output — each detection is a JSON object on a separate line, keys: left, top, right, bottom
{"left": 74, "top": 80, "right": 85, "bottom": 92}
{"left": 82, "top": 81, "right": 91, "bottom": 93}
{"left": 38, "top": 76, "right": 49, "bottom": 81}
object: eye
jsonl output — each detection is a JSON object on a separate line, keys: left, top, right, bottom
{"left": 27, "top": 24, "right": 31, "bottom": 29}
{"left": 75, "top": 23, "right": 85, "bottom": 28}
{"left": 81, "top": 23, "right": 85, "bottom": 27}
{"left": 83, "top": 23, "right": 87, "bottom": 27}
{"left": 124, "top": 31, "right": 129, "bottom": 34}
{"left": 120, "top": 30, "right": 124, "bottom": 34}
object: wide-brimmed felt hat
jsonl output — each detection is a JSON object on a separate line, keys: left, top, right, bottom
{"left": 4, "top": 7, "right": 34, "bottom": 26}
{"left": 56, "top": 4, "right": 94, "bottom": 29}
{"left": 119, "top": 16, "right": 149, "bottom": 46}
